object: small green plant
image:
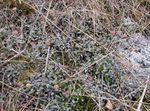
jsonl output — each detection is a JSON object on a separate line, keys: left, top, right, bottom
{"left": 71, "top": 95, "right": 96, "bottom": 111}
{"left": 143, "top": 93, "right": 150, "bottom": 111}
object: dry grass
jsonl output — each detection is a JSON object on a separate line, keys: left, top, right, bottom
{"left": 0, "top": 0, "right": 150, "bottom": 111}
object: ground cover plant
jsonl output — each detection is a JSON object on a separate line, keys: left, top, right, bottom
{"left": 0, "top": 0, "right": 150, "bottom": 111}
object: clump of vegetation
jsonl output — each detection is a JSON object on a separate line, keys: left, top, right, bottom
{"left": 0, "top": 0, "right": 149, "bottom": 111}
{"left": 71, "top": 95, "right": 96, "bottom": 111}
{"left": 143, "top": 93, "right": 150, "bottom": 110}
{"left": 0, "top": 0, "right": 35, "bottom": 15}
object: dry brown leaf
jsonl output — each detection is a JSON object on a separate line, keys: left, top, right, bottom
{"left": 16, "top": 82, "right": 24, "bottom": 87}
{"left": 124, "top": 75, "right": 129, "bottom": 81}
{"left": 12, "top": 30, "right": 18, "bottom": 36}
{"left": 122, "top": 34, "right": 128, "bottom": 39}
{"left": 105, "top": 100, "right": 113, "bottom": 110}
{"left": 120, "top": 62, "right": 126, "bottom": 69}
{"left": 111, "top": 31, "right": 116, "bottom": 36}
{"left": 87, "top": 75, "right": 93, "bottom": 81}
{"left": 54, "top": 84, "right": 59, "bottom": 91}
{"left": 26, "top": 83, "right": 32, "bottom": 88}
